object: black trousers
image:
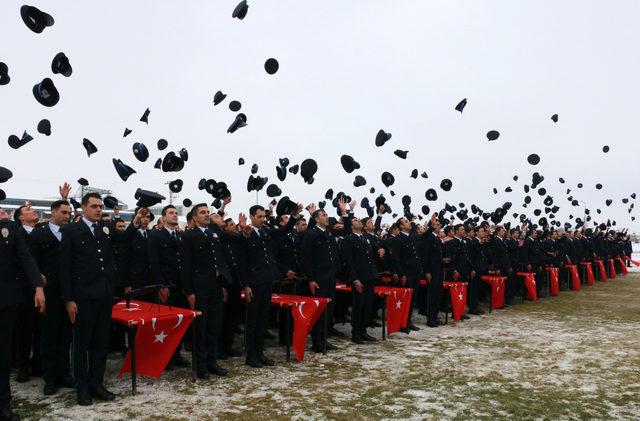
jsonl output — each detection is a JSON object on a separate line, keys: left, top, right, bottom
{"left": 311, "top": 279, "right": 337, "bottom": 349}
{"left": 72, "top": 296, "right": 112, "bottom": 392}
{"left": 41, "top": 294, "right": 71, "bottom": 384}
{"left": 168, "top": 287, "right": 188, "bottom": 360}
{"left": 468, "top": 273, "right": 481, "bottom": 311}
{"left": 0, "top": 305, "right": 18, "bottom": 408}
{"left": 404, "top": 274, "right": 419, "bottom": 326}
{"left": 221, "top": 282, "right": 241, "bottom": 352}
{"left": 15, "top": 298, "right": 41, "bottom": 375}
{"left": 351, "top": 278, "right": 375, "bottom": 337}
{"left": 426, "top": 271, "right": 443, "bottom": 322}
{"left": 245, "top": 282, "right": 272, "bottom": 362}
{"left": 194, "top": 286, "right": 223, "bottom": 372}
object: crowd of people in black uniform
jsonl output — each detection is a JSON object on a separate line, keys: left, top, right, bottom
{"left": 0, "top": 183, "right": 635, "bottom": 421}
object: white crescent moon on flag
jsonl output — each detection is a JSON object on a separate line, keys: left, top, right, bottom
{"left": 173, "top": 313, "right": 184, "bottom": 329}
{"left": 115, "top": 301, "right": 140, "bottom": 307}
{"left": 152, "top": 317, "right": 157, "bottom": 331}
{"left": 298, "top": 303, "right": 309, "bottom": 321}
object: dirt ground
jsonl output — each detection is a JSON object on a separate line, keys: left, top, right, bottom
{"left": 10, "top": 269, "right": 640, "bottom": 420}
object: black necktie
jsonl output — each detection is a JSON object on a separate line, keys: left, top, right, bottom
{"left": 171, "top": 231, "right": 177, "bottom": 240}
{"left": 91, "top": 223, "right": 97, "bottom": 236}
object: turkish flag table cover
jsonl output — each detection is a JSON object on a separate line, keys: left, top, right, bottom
{"left": 580, "top": 262, "right": 596, "bottom": 285}
{"left": 608, "top": 259, "right": 617, "bottom": 279}
{"left": 517, "top": 272, "right": 537, "bottom": 301}
{"left": 566, "top": 264, "right": 581, "bottom": 290}
{"left": 616, "top": 258, "right": 629, "bottom": 275}
{"left": 270, "top": 294, "right": 329, "bottom": 362}
{"left": 112, "top": 300, "right": 195, "bottom": 378}
{"left": 335, "top": 283, "right": 413, "bottom": 335}
{"left": 595, "top": 260, "right": 608, "bottom": 281}
{"left": 546, "top": 267, "right": 560, "bottom": 296}
{"left": 442, "top": 281, "right": 467, "bottom": 321}
{"left": 480, "top": 276, "right": 506, "bottom": 309}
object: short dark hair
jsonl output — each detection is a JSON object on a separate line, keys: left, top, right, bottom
{"left": 454, "top": 224, "right": 464, "bottom": 232}
{"left": 186, "top": 209, "right": 194, "bottom": 221}
{"left": 13, "top": 205, "right": 28, "bottom": 223}
{"left": 192, "top": 203, "right": 208, "bottom": 215}
{"left": 444, "top": 226, "right": 453, "bottom": 236}
{"left": 81, "top": 192, "right": 102, "bottom": 206}
{"left": 114, "top": 218, "right": 125, "bottom": 225}
{"left": 51, "top": 200, "right": 70, "bottom": 211}
{"left": 224, "top": 218, "right": 234, "bottom": 224}
{"left": 361, "top": 217, "right": 371, "bottom": 226}
{"left": 311, "top": 209, "right": 325, "bottom": 221}
{"left": 249, "top": 205, "right": 265, "bottom": 216}
{"left": 161, "top": 205, "right": 176, "bottom": 216}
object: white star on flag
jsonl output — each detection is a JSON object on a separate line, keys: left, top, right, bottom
{"left": 458, "top": 293, "right": 463, "bottom": 301}
{"left": 154, "top": 331, "right": 168, "bottom": 343}
{"left": 396, "top": 300, "right": 402, "bottom": 309}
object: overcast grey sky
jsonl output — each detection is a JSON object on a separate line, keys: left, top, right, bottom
{"left": 1, "top": 0, "right": 639, "bottom": 230}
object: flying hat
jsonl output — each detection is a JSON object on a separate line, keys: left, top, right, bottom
{"left": 20, "top": 5, "right": 54, "bottom": 33}
{"left": 251, "top": 164, "right": 258, "bottom": 174}
{"left": 213, "top": 90, "right": 227, "bottom": 105}
{"left": 421, "top": 205, "right": 430, "bottom": 215}
{"left": 169, "top": 179, "right": 183, "bottom": 193}
{"left": 134, "top": 188, "right": 165, "bottom": 208}
{"left": 353, "top": 175, "right": 366, "bottom": 187}
{"left": 410, "top": 169, "right": 418, "bottom": 179}
{"left": 247, "top": 175, "right": 268, "bottom": 192}
{"left": 103, "top": 196, "right": 119, "bottom": 209}
{"left": 266, "top": 184, "right": 282, "bottom": 197}
{"left": 179, "top": 148, "right": 188, "bottom": 161}
{"left": 132, "top": 142, "right": 149, "bottom": 162}
{"left": 264, "top": 58, "right": 279, "bottom": 75}
{"left": 77, "top": 178, "right": 89, "bottom": 186}
{"left": 381, "top": 172, "right": 395, "bottom": 187}
{"left": 325, "top": 189, "right": 334, "bottom": 200}
{"left": 375, "top": 129, "right": 392, "bottom": 147}
{"left": 0, "top": 167, "right": 13, "bottom": 183}
{"left": 69, "top": 198, "right": 81, "bottom": 209}
{"left": 211, "top": 198, "right": 222, "bottom": 209}
{"left": 229, "top": 100, "right": 242, "bottom": 112}
{"left": 440, "top": 179, "right": 452, "bottom": 192}
{"left": 276, "top": 196, "right": 297, "bottom": 215}
{"left": 153, "top": 158, "right": 162, "bottom": 169}
{"left": 0, "top": 62, "right": 9, "bottom": 85}
{"left": 486, "top": 130, "right": 500, "bottom": 141}
{"left": 300, "top": 159, "right": 317, "bottom": 184}
{"left": 276, "top": 166, "right": 287, "bottom": 181}
{"left": 211, "top": 182, "right": 230, "bottom": 199}
{"left": 238, "top": 157, "right": 245, "bottom": 165}
{"left": 527, "top": 154, "right": 540, "bottom": 165}
{"left": 161, "top": 152, "right": 185, "bottom": 172}
{"left": 421, "top": 171, "right": 428, "bottom": 179}
{"left": 123, "top": 128, "right": 132, "bottom": 137}
{"left": 140, "top": 108, "right": 150, "bottom": 124}
{"left": 8, "top": 131, "right": 34, "bottom": 149}
{"left": 370, "top": 187, "right": 375, "bottom": 194}
{"left": 538, "top": 187, "right": 547, "bottom": 196}
{"left": 340, "top": 155, "right": 360, "bottom": 173}
{"left": 112, "top": 158, "right": 136, "bottom": 181}
{"left": 157, "top": 139, "right": 168, "bottom": 150}
{"left": 455, "top": 98, "right": 467, "bottom": 113}
{"left": 288, "top": 164, "right": 299, "bottom": 174}
{"left": 505, "top": 186, "right": 512, "bottom": 192}
{"left": 232, "top": 0, "right": 249, "bottom": 19}
{"left": 551, "top": 114, "right": 558, "bottom": 123}
{"left": 183, "top": 198, "right": 192, "bottom": 208}
{"left": 51, "top": 52, "right": 72, "bottom": 77}
{"left": 227, "top": 113, "right": 247, "bottom": 133}
{"left": 32, "top": 78, "right": 59, "bottom": 107}
{"left": 402, "top": 195, "right": 411, "bottom": 207}
{"left": 425, "top": 188, "right": 438, "bottom": 201}
{"left": 37, "top": 119, "right": 51, "bottom": 136}
{"left": 318, "top": 200, "right": 326, "bottom": 209}
{"left": 279, "top": 157, "right": 290, "bottom": 168}
{"left": 602, "top": 145, "right": 610, "bottom": 153}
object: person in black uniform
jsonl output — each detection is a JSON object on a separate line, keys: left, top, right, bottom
{"left": 60, "top": 193, "right": 142, "bottom": 406}
{"left": 12, "top": 204, "right": 42, "bottom": 384}
{"left": 389, "top": 216, "right": 423, "bottom": 332}
{"left": 341, "top": 216, "right": 377, "bottom": 344}
{"left": 300, "top": 199, "right": 349, "bottom": 352}
{"left": 30, "top": 200, "right": 74, "bottom": 396}
{"left": 491, "top": 226, "right": 513, "bottom": 303}
{"left": 421, "top": 213, "right": 445, "bottom": 328}
{"left": 125, "top": 207, "right": 153, "bottom": 294}
{"left": 219, "top": 216, "right": 245, "bottom": 358}
{"left": 181, "top": 204, "right": 234, "bottom": 379}
{"left": 467, "top": 226, "right": 487, "bottom": 314}
{"left": 148, "top": 204, "right": 191, "bottom": 370}
{"left": 240, "top": 202, "right": 300, "bottom": 367}
{"left": 0, "top": 206, "right": 45, "bottom": 421}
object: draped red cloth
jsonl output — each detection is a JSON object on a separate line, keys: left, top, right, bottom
{"left": 480, "top": 276, "right": 506, "bottom": 309}
{"left": 335, "top": 283, "right": 413, "bottom": 335}
{"left": 112, "top": 300, "right": 196, "bottom": 378}
{"left": 566, "top": 264, "right": 581, "bottom": 291}
{"left": 624, "top": 256, "right": 640, "bottom": 267}
{"left": 545, "top": 267, "right": 560, "bottom": 296}
{"left": 517, "top": 272, "right": 537, "bottom": 301}
{"left": 271, "top": 294, "right": 329, "bottom": 361}
{"left": 580, "top": 262, "right": 596, "bottom": 285}
{"left": 616, "top": 258, "right": 629, "bottom": 275}
{"left": 443, "top": 281, "right": 467, "bottom": 321}
{"left": 608, "top": 259, "right": 617, "bottom": 279}
{"left": 595, "top": 260, "right": 607, "bottom": 281}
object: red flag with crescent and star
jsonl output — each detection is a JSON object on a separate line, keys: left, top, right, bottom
{"left": 608, "top": 259, "right": 617, "bottom": 279}
{"left": 481, "top": 276, "right": 506, "bottom": 309}
{"left": 517, "top": 272, "right": 537, "bottom": 301}
{"left": 112, "top": 300, "right": 195, "bottom": 378}
{"left": 546, "top": 267, "right": 560, "bottom": 296}
{"left": 581, "top": 262, "right": 596, "bottom": 285}
{"left": 595, "top": 260, "right": 607, "bottom": 281}
{"left": 616, "top": 258, "right": 628, "bottom": 275}
{"left": 566, "top": 264, "right": 581, "bottom": 290}
{"left": 443, "top": 281, "right": 467, "bottom": 321}
{"left": 374, "top": 286, "right": 413, "bottom": 334}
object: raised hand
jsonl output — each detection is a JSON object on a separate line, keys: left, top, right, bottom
{"left": 59, "top": 182, "right": 72, "bottom": 199}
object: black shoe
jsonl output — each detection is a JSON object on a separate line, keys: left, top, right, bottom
{"left": 89, "top": 385, "right": 116, "bottom": 401}
{"left": 207, "top": 363, "right": 228, "bottom": 376}
{"left": 183, "top": 341, "right": 193, "bottom": 352}
{"left": 234, "top": 325, "right": 244, "bottom": 334}
{"left": 469, "top": 309, "right": 484, "bottom": 316}
{"left": 15, "top": 370, "right": 30, "bottom": 383}
{"left": 43, "top": 381, "right": 57, "bottom": 396}
{"left": 462, "top": 314, "right": 470, "bottom": 320}
{"left": 328, "top": 327, "right": 345, "bottom": 337}
{"left": 76, "top": 391, "right": 93, "bottom": 406}
{"left": 58, "top": 374, "right": 74, "bottom": 389}
{"left": 368, "top": 320, "right": 382, "bottom": 328}
{"left": 246, "top": 359, "right": 263, "bottom": 368}
{"left": 399, "top": 328, "right": 410, "bottom": 334}
{"left": 0, "top": 406, "right": 19, "bottom": 421}
{"left": 259, "top": 355, "right": 275, "bottom": 366}
{"left": 361, "top": 333, "right": 376, "bottom": 342}
{"left": 224, "top": 347, "right": 242, "bottom": 358}
{"left": 196, "top": 370, "right": 210, "bottom": 380}
{"left": 408, "top": 323, "right": 421, "bottom": 331}
{"left": 30, "top": 366, "right": 43, "bottom": 378}
{"left": 311, "top": 346, "right": 324, "bottom": 353}
{"left": 427, "top": 320, "right": 440, "bottom": 328}
{"left": 325, "top": 342, "right": 338, "bottom": 351}
{"left": 164, "top": 362, "right": 174, "bottom": 371}
{"left": 172, "top": 353, "right": 190, "bottom": 368}
{"left": 217, "top": 353, "right": 228, "bottom": 360}
{"left": 264, "top": 330, "right": 276, "bottom": 340}
{"left": 351, "top": 336, "right": 364, "bottom": 344}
